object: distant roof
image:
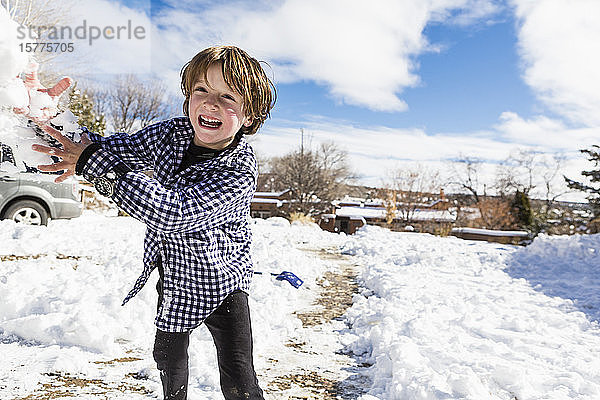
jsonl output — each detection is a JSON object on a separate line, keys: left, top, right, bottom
{"left": 333, "top": 197, "right": 385, "bottom": 207}
{"left": 254, "top": 189, "right": 291, "bottom": 197}
{"left": 251, "top": 198, "right": 282, "bottom": 206}
{"left": 336, "top": 206, "right": 456, "bottom": 222}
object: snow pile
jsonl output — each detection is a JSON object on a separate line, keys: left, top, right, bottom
{"left": 0, "top": 9, "right": 80, "bottom": 171}
{"left": 509, "top": 233, "right": 600, "bottom": 322}
{"left": 341, "top": 225, "right": 600, "bottom": 399}
{"left": 0, "top": 8, "right": 29, "bottom": 108}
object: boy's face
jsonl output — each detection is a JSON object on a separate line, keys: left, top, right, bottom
{"left": 188, "top": 63, "right": 252, "bottom": 149}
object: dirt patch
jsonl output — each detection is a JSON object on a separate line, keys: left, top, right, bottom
{"left": 0, "top": 254, "right": 44, "bottom": 262}
{"left": 93, "top": 356, "right": 142, "bottom": 365}
{"left": 1, "top": 253, "right": 91, "bottom": 262}
{"left": 1, "top": 253, "right": 93, "bottom": 271}
{"left": 268, "top": 371, "right": 340, "bottom": 400}
{"left": 55, "top": 254, "right": 90, "bottom": 261}
{"left": 12, "top": 371, "right": 151, "bottom": 400}
{"left": 284, "top": 340, "right": 308, "bottom": 350}
{"left": 295, "top": 250, "right": 359, "bottom": 327}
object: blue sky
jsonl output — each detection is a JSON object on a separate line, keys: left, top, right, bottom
{"left": 56, "top": 0, "right": 600, "bottom": 200}
{"left": 268, "top": 19, "right": 533, "bottom": 135}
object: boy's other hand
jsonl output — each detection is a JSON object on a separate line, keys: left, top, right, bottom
{"left": 32, "top": 124, "right": 92, "bottom": 183}
{"left": 14, "top": 61, "right": 73, "bottom": 123}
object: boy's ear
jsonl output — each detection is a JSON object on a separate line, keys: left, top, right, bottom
{"left": 243, "top": 117, "right": 253, "bottom": 127}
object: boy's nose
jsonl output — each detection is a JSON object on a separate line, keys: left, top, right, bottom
{"left": 202, "top": 94, "right": 219, "bottom": 109}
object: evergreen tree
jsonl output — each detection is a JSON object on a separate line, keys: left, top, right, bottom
{"left": 511, "top": 190, "right": 533, "bottom": 230}
{"left": 565, "top": 145, "right": 600, "bottom": 219}
{"left": 69, "top": 88, "right": 106, "bottom": 135}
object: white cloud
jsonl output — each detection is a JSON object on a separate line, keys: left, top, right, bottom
{"left": 251, "top": 111, "right": 595, "bottom": 201}
{"left": 432, "top": 0, "right": 505, "bottom": 26}
{"left": 152, "top": 0, "right": 501, "bottom": 112}
{"left": 511, "top": 0, "right": 600, "bottom": 126}
{"left": 495, "top": 111, "right": 599, "bottom": 151}
{"left": 252, "top": 116, "right": 505, "bottom": 188}
{"left": 43, "top": 0, "right": 152, "bottom": 77}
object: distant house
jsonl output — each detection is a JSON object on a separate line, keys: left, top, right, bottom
{"left": 319, "top": 190, "right": 456, "bottom": 234}
{"left": 250, "top": 189, "right": 291, "bottom": 219}
{"left": 334, "top": 205, "right": 456, "bottom": 232}
{"left": 319, "top": 213, "right": 366, "bottom": 234}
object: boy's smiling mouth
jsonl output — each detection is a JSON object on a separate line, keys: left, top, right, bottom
{"left": 198, "top": 114, "right": 222, "bottom": 129}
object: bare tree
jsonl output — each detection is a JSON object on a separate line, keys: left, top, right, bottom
{"left": 267, "top": 138, "right": 354, "bottom": 216}
{"left": 3, "top": 0, "right": 72, "bottom": 28}
{"left": 316, "top": 141, "right": 355, "bottom": 205}
{"left": 94, "top": 74, "right": 174, "bottom": 134}
{"left": 488, "top": 148, "right": 575, "bottom": 232}
{"left": 448, "top": 154, "right": 485, "bottom": 203}
{"left": 494, "top": 148, "right": 542, "bottom": 196}
{"left": 496, "top": 149, "right": 568, "bottom": 207}
{"left": 381, "top": 165, "right": 442, "bottom": 223}
{"left": 538, "top": 153, "right": 570, "bottom": 217}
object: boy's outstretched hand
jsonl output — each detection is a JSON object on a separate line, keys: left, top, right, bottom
{"left": 32, "top": 125, "right": 92, "bottom": 183}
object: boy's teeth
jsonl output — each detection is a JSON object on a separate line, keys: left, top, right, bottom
{"left": 199, "top": 115, "right": 221, "bottom": 127}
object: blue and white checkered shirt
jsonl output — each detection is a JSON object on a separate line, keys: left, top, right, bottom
{"left": 81, "top": 117, "right": 257, "bottom": 332}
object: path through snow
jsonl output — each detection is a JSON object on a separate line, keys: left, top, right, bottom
{"left": 259, "top": 246, "right": 370, "bottom": 399}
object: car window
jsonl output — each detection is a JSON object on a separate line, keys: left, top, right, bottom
{"left": 0, "top": 143, "right": 16, "bottom": 166}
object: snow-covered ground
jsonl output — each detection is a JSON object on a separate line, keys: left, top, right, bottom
{"left": 1, "top": 213, "right": 600, "bottom": 399}
{"left": 343, "top": 227, "right": 600, "bottom": 399}
{"left": 0, "top": 213, "right": 348, "bottom": 399}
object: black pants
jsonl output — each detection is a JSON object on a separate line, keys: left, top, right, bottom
{"left": 153, "top": 262, "right": 264, "bottom": 400}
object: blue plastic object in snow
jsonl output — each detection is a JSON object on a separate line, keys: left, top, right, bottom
{"left": 254, "top": 271, "right": 304, "bottom": 288}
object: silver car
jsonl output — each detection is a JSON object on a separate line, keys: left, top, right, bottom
{"left": 0, "top": 143, "right": 82, "bottom": 225}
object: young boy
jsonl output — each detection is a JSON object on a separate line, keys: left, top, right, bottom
{"left": 30, "top": 46, "right": 276, "bottom": 400}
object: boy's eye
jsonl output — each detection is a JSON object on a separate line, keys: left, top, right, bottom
{"left": 222, "top": 94, "right": 235, "bottom": 101}
{"left": 194, "top": 87, "right": 207, "bottom": 93}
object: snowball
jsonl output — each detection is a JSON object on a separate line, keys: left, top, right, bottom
{"left": 0, "top": 8, "right": 29, "bottom": 82}
{"left": 0, "top": 78, "right": 28, "bottom": 109}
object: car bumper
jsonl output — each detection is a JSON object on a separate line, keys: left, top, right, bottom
{"left": 52, "top": 198, "right": 83, "bottom": 219}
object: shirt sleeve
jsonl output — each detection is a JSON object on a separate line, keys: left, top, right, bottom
{"left": 82, "top": 147, "right": 257, "bottom": 234}
{"left": 84, "top": 119, "right": 166, "bottom": 171}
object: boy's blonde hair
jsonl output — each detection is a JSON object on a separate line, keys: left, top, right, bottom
{"left": 180, "top": 46, "right": 276, "bottom": 136}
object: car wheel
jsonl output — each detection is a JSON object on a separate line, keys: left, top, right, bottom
{"left": 5, "top": 200, "right": 49, "bottom": 226}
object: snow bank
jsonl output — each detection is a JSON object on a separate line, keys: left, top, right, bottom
{"left": 509, "top": 233, "right": 600, "bottom": 322}
{"left": 341, "top": 225, "right": 600, "bottom": 399}
{"left": 0, "top": 214, "right": 153, "bottom": 354}
{"left": 0, "top": 8, "right": 29, "bottom": 103}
